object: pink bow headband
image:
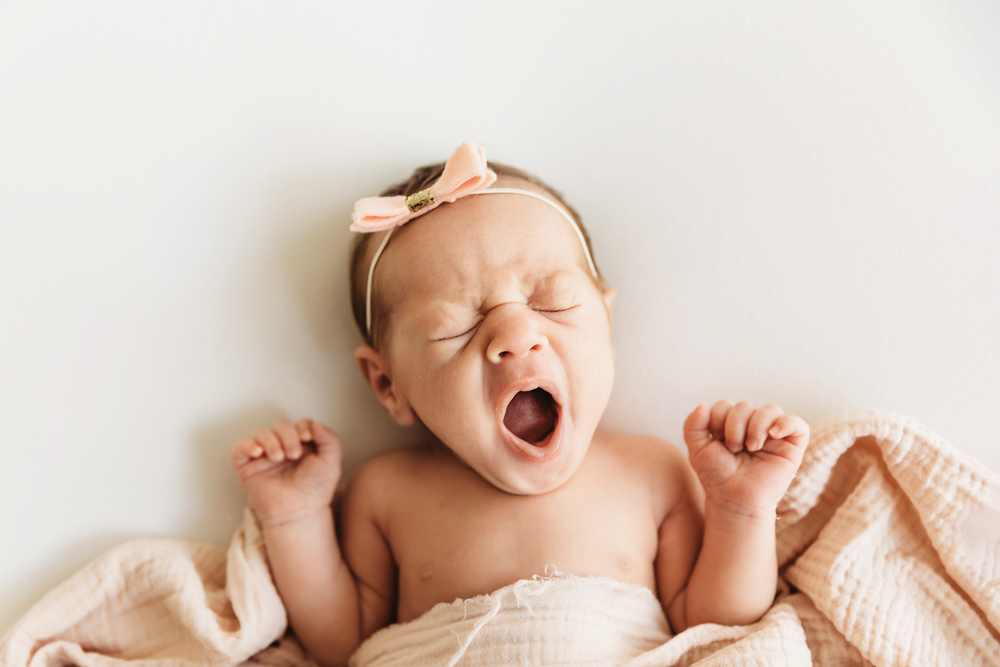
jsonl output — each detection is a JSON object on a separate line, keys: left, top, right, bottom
{"left": 351, "top": 142, "right": 598, "bottom": 337}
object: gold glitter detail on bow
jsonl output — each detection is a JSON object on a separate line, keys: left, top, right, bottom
{"left": 406, "top": 188, "right": 435, "bottom": 213}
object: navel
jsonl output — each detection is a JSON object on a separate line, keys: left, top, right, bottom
{"left": 616, "top": 556, "right": 633, "bottom": 573}
{"left": 420, "top": 563, "right": 436, "bottom": 580}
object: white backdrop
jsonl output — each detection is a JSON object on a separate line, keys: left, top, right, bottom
{"left": 1, "top": 2, "right": 998, "bottom": 633}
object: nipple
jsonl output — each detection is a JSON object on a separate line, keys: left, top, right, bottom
{"left": 420, "top": 564, "right": 435, "bottom": 580}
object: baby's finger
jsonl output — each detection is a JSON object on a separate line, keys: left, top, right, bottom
{"left": 746, "top": 404, "right": 784, "bottom": 452}
{"left": 253, "top": 428, "right": 285, "bottom": 462}
{"left": 295, "top": 418, "right": 313, "bottom": 443}
{"left": 723, "top": 401, "right": 755, "bottom": 453}
{"left": 310, "top": 422, "right": 343, "bottom": 465}
{"left": 273, "top": 420, "right": 303, "bottom": 460}
{"left": 683, "top": 404, "right": 714, "bottom": 453}
{"left": 231, "top": 437, "right": 265, "bottom": 466}
{"left": 768, "top": 414, "right": 810, "bottom": 449}
{"left": 709, "top": 400, "right": 734, "bottom": 443}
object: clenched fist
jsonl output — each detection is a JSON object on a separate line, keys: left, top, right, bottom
{"left": 684, "top": 401, "right": 809, "bottom": 518}
{"left": 231, "top": 419, "right": 343, "bottom": 527}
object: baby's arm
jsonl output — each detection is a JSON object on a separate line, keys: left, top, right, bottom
{"left": 231, "top": 420, "right": 393, "bottom": 667}
{"left": 657, "top": 402, "right": 808, "bottom": 632}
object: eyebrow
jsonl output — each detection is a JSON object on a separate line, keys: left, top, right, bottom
{"left": 535, "top": 267, "right": 581, "bottom": 288}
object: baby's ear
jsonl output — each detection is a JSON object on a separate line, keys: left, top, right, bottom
{"left": 601, "top": 287, "right": 616, "bottom": 316}
{"left": 354, "top": 345, "right": 416, "bottom": 427}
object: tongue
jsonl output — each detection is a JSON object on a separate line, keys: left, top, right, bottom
{"left": 504, "top": 389, "right": 557, "bottom": 445}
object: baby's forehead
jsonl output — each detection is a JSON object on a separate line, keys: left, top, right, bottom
{"left": 380, "top": 184, "right": 591, "bottom": 301}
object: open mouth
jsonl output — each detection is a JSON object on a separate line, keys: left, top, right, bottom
{"left": 503, "top": 388, "right": 559, "bottom": 446}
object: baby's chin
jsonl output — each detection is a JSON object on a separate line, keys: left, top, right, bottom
{"left": 478, "top": 465, "right": 576, "bottom": 495}
{"left": 462, "top": 438, "right": 590, "bottom": 496}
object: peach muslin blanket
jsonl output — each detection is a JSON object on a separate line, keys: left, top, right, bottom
{"left": 2, "top": 412, "right": 999, "bottom": 666}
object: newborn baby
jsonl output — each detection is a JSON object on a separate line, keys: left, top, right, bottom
{"left": 231, "top": 143, "right": 809, "bottom": 667}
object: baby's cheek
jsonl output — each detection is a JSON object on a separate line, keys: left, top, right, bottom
{"left": 424, "top": 367, "right": 484, "bottom": 431}
{"left": 571, "top": 329, "right": 615, "bottom": 405}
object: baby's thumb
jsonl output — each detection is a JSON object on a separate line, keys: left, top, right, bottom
{"left": 311, "top": 422, "right": 343, "bottom": 459}
{"left": 683, "top": 404, "right": 714, "bottom": 453}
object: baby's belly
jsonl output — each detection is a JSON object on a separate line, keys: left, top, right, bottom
{"left": 395, "top": 531, "right": 658, "bottom": 623}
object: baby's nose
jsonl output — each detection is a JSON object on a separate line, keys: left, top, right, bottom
{"left": 485, "top": 307, "right": 547, "bottom": 364}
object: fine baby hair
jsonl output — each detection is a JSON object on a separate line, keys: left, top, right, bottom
{"left": 348, "top": 142, "right": 606, "bottom": 348}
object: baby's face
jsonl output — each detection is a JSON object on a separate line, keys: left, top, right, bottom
{"left": 367, "top": 178, "right": 615, "bottom": 495}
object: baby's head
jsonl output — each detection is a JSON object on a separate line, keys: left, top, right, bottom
{"left": 350, "top": 144, "right": 615, "bottom": 495}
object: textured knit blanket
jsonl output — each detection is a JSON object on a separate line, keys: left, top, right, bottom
{"left": 2, "top": 412, "right": 998, "bottom": 666}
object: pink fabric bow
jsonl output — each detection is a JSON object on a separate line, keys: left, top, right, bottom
{"left": 350, "top": 142, "right": 498, "bottom": 233}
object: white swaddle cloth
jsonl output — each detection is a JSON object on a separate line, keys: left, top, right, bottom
{"left": 348, "top": 570, "right": 672, "bottom": 667}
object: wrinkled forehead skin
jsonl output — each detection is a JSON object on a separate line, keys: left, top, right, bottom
{"left": 371, "top": 176, "right": 598, "bottom": 352}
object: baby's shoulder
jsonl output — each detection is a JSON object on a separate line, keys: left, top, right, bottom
{"left": 346, "top": 445, "right": 429, "bottom": 491}
{"left": 340, "top": 445, "right": 433, "bottom": 516}
{"left": 591, "top": 431, "right": 701, "bottom": 519}
{"left": 593, "top": 431, "right": 689, "bottom": 472}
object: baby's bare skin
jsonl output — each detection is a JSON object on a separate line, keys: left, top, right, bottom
{"left": 231, "top": 173, "right": 809, "bottom": 667}
{"left": 340, "top": 431, "right": 698, "bottom": 623}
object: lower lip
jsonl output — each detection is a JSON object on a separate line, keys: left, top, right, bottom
{"left": 501, "top": 405, "right": 564, "bottom": 462}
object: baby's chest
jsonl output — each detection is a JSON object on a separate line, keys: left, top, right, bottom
{"left": 388, "top": 481, "right": 660, "bottom": 622}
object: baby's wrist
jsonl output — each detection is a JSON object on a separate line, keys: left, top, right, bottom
{"left": 258, "top": 504, "right": 334, "bottom": 531}
{"left": 704, "top": 497, "right": 777, "bottom": 528}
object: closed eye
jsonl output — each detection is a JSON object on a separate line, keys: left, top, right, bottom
{"left": 433, "top": 320, "right": 482, "bottom": 341}
{"left": 533, "top": 304, "right": 580, "bottom": 313}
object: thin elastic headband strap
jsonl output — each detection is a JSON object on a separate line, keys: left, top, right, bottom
{"left": 364, "top": 187, "right": 598, "bottom": 337}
